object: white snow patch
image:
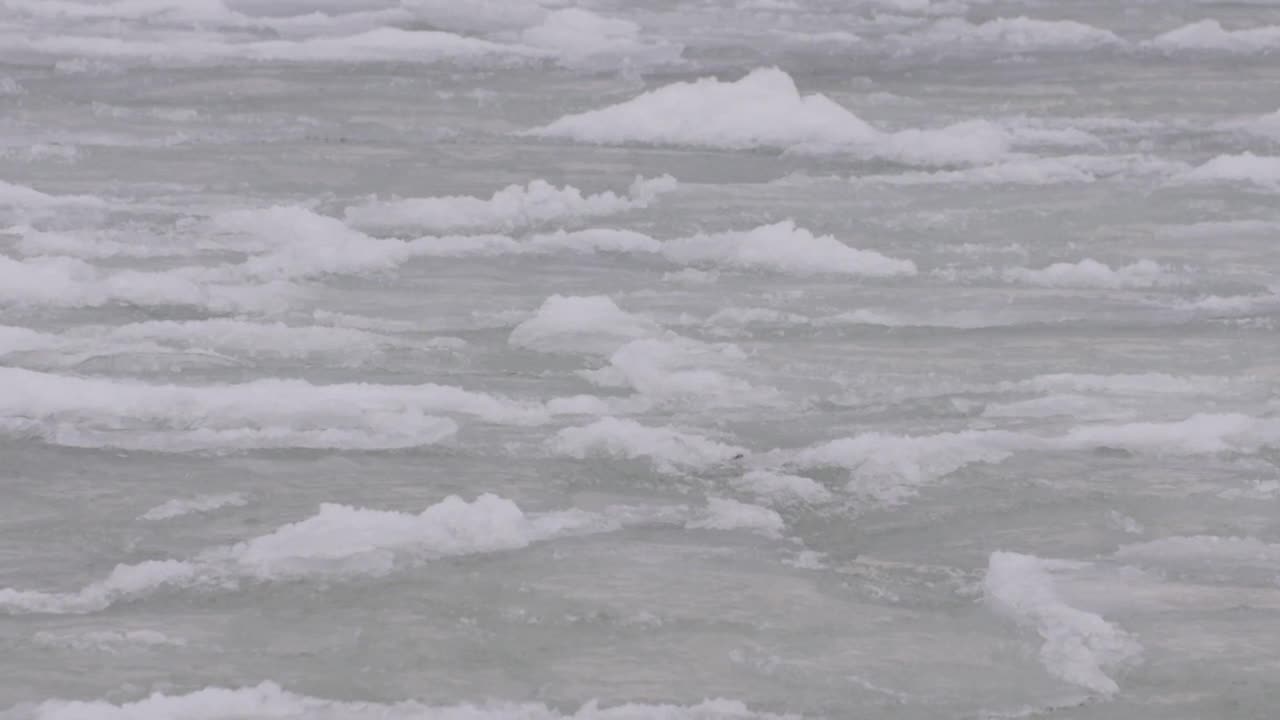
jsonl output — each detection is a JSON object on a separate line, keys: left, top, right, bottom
{"left": 1236, "top": 109, "right": 1280, "bottom": 142}
{"left": 549, "top": 418, "right": 745, "bottom": 471}
{"left": 788, "top": 430, "right": 1024, "bottom": 503}
{"left": 981, "top": 394, "right": 1128, "bottom": 421}
{"left": 508, "top": 295, "right": 663, "bottom": 355}
{"left": 344, "top": 175, "right": 677, "bottom": 233}
{"left": 518, "top": 9, "right": 683, "bottom": 69}
{"left": 1177, "top": 153, "right": 1280, "bottom": 191}
{"left": 1003, "top": 258, "right": 1178, "bottom": 289}
{"left": 687, "top": 497, "right": 785, "bottom": 537}
{"left": 6, "top": 682, "right": 795, "bottom": 720}
{"left": 0, "top": 254, "right": 288, "bottom": 312}
{"left": 10, "top": 225, "right": 189, "bottom": 260}
{"left": 84, "top": 319, "right": 400, "bottom": 365}
{"left": 0, "top": 180, "right": 106, "bottom": 210}
{"left": 985, "top": 552, "right": 1142, "bottom": 695}
{"left": 891, "top": 17, "right": 1121, "bottom": 55}
{"left": 731, "top": 470, "right": 834, "bottom": 506}
{"left": 1148, "top": 20, "right": 1280, "bottom": 54}
{"left": 31, "top": 629, "right": 185, "bottom": 653}
{"left": 526, "top": 67, "right": 1019, "bottom": 166}
{"left": 141, "top": 493, "right": 249, "bottom": 521}
{"left": 1115, "top": 535, "right": 1280, "bottom": 569}
{"left": 0, "top": 494, "right": 619, "bottom": 615}
{"left": 662, "top": 221, "right": 916, "bottom": 277}
{"left": 0, "top": 325, "right": 61, "bottom": 355}
{"left": 1, "top": 28, "right": 547, "bottom": 66}
{"left": 0, "top": 76, "right": 24, "bottom": 96}
{"left": 589, "top": 336, "right": 775, "bottom": 409}
{"left": 0, "top": 366, "right": 559, "bottom": 451}
{"left": 778, "top": 413, "right": 1280, "bottom": 503}
{"left": 526, "top": 67, "right": 879, "bottom": 150}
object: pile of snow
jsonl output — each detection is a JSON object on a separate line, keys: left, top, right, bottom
{"left": 526, "top": 67, "right": 879, "bottom": 150}
{"left": 140, "top": 493, "right": 249, "bottom": 521}
{"left": 587, "top": 336, "right": 775, "bottom": 409}
{"left": 509, "top": 296, "right": 774, "bottom": 407}
{"left": 0, "top": 254, "right": 286, "bottom": 312}
{"left": 1236, "top": 109, "right": 1280, "bottom": 142}
{"left": 31, "top": 629, "right": 185, "bottom": 653}
{"left": 8, "top": 682, "right": 794, "bottom": 720}
{"left": 0, "top": 494, "right": 619, "bottom": 615}
{"left": 526, "top": 67, "right": 1020, "bottom": 165}
{"left": 2, "top": 2, "right": 679, "bottom": 70}
{"left": 344, "top": 175, "right": 677, "bottom": 232}
{"left": 0, "top": 366, "right": 558, "bottom": 451}
{"left": 521, "top": 66, "right": 1149, "bottom": 163}
{"left": 663, "top": 221, "right": 917, "bottom": 277}
{"left": 1058, "top": 413, "right": 1280, "bottom": 456}
{"left": 854, "top": 156, "right": 1098, "bottom": 187}
{"left": 84, "top": 319, "right": 399, "bottom": 366}
{"left": 213, "top": 205, "right": 416, "bottom": 280}
{"left": 0, "top": 179, "right": 106, "bottom": 210}
{"left": 518, "top": 9, "right": 683, "bottom": 69}
{"left": 889, "top": 17, "right": 1122, "bottom": 55}
{"left": 524, "top": 227, "right": 662, "bottom": 255}
{"left": 508, "top": 295, "right": 663, "bottom": 355}
{"left": 404, "top": 0, "right": 548, "bottom": 34}
{"left": 1114, "top": 535, "right": 1280, "bottom": 576}
{"left": 980, "top": 394, "right": 1124, "bottom": 421}
{"left": 1177, "top": 153, "right": 1280, "bottom": 190}
{"left": 788, "top": 429, "right": 1024, "bottom": 503}
{"left": 731, "top": 470, "right": 834, "bottom": 506}
{"left": 776, "top": 413, "right": 1280, "bottom": 503}
{"left": 1010, "top": 373, "right": 1231, "bottom": 397}
{"left": 0, "top": 325, "right": 60, "bottom": 356}
{"left": 984, "top": 552, "right": 1142, "bottom": 695}
{"left": 548, "top": 417, "right": 746, "bottom": 471}
{"left": 705, "top": 307, "right": 812, "bottom": 333}
{"left": 1148, "top": 20, "right": 1280, "bottom": 54}
{"left": 687, "top": 497, "right": 785, "bottom": 537}
{"left": 1002, "top": 258, "right": 1177, "bottom": 289}
{"left": 526, "top": 67, "right": 1167, "bottom": 166}
{"left": 0, "top": 76, "right": 24, "bottom": 96}
{"left": 1, "top": 27, "right": 547, "bottom": 66}
{"left": 216, "top": 207, "right": 915, "bottom": 285}
{"left": 855, "top": 153, "right": 1193, "bottom": 187}
{"left": 11, "top": 225, "right": 190, "bottom": 260}
{"left": 2, "top": 0, "right": 403, "bottom": 30}
{"left": 403, "top": 219, "right": 915, "bottom": 279}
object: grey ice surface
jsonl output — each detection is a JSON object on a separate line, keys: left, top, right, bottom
{"left": 1, "top": 1, "right": 1279, "bottom": 719}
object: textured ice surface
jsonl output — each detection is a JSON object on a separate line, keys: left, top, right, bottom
{"left": 2, "top": 0, "right": 1279, "bottom": 717}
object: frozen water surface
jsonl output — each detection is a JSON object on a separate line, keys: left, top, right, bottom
{"left": 1, "top": 0, "right": 1279, "bottom": 718}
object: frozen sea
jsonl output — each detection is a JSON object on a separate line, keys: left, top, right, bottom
{"left": 2, "top": 1, "right": 1280, "bottom": 718}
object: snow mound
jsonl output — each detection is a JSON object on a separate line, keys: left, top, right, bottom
{"left": 549, "top": 418, "right": 746, "bottom": 471}
{"left": 1148, "top": 20, "right": 1280, "bottom": 54}
{"left": 731, "top": 470, "right": 834, "bottom": 506}
{"left": 662, "top": 221, "right": 916, "bottom": 277}
{"left": 891, "top": 17, "right": 1121, "bottom": 55}
{"left": 0, "top": 366, "right": 558, "bottom": 451}
{"left": 1177, "top": 153, "right": 1280, "bottom": 190}
{"left": 344, "top": 175, "right": 677, "bottom": 232}
{"left": 0, "top": 494, "right": 618, "bottom": 614}
{"left": 1003, "top": 258, "right": 1177, "bottom": 289}
{"left": 8, "top": 682, "right": 795, "bottom": 720}
{"left": 687, "top": 497, "right": 785, "bottom": 537}
{"left": 519, "top": 9, "right": 684, "bottom": 69}
{"left": 526, "top": 67, "right": 879, "bottom": 150}
{"left": 985, "top": 552, "right": 1142, "bottom": 695}
{"left": 141, "top": 493, "right": 249, "bottom": 521}
{"left": 508, "top": 295, "right": 663, "bottom": 355}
